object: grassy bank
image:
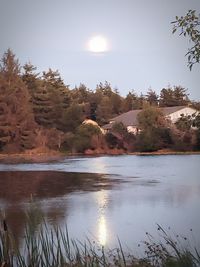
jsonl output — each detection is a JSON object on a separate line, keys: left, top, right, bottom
{"left": 0, "top": 149, "right": 200, "bottom": 164}
{"left": 0, "top": 150, "right": 66, "bottom": 164}
{"left": 0, "top": 211, "right": 200, "bottom": 267}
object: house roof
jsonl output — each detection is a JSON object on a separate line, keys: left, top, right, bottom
{"left": 109, "top": 109, "right": 141, "bottom": 127}
{"left": 102, "top": 106, "right": 197, "bottom": 129}
{"left": 160, "top": 106, "right": 188, "bottom": 116}
{"left": 102, "top": 123, "right": 113, "bottom": 130}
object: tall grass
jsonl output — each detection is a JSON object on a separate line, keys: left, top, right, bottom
{"left": 0, "top": 209, "right": 200, "bottom": 267}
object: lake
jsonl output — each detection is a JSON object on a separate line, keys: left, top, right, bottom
{"left": 0, "top": 155, "right": 200, "bottom": 252}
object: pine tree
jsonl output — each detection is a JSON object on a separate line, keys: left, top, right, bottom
{"left": 0, "top": 49, "right": 36, "bottom": 151}
{"left": 159, "top": 86, "right": 189, "bottom": 107}
{"left": 22, "top": 62, "right": 39, "bottom": 95}
{"left": 32, "top": 69, "right": 70, "bottom": 129}
{"left": 146, "top": 89, "right": 159, "bottom": 106}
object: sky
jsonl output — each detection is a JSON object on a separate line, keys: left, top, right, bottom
{"left": 0, "top": 0, "right": 200, "bottom": 100}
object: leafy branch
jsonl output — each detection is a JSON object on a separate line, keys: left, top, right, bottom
{"left": 172, "top": 10, "right": 200, "bottom": 70}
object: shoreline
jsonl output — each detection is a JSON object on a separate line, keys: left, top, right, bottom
{"left": 129, "top": 150, "right": 200, "bottom": 156}
{"left": 0, "top": 150, "right": 200, "bottom": 164}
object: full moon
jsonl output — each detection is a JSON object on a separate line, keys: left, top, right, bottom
{"left": 88, "top": 35, "right": 108, "bottom": 53}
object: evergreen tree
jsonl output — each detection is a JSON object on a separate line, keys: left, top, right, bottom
{"left": 32, "top": 82, "right": 53, "bottom": 127}
{"left": 71, "top": 83, "right": 91, "bottom": 104}
{"left": 43, "top": 69, "right": 71, "bottom": 129}
{"left": 0, "top": 49, "right": 36, "bottom": 151}
{"left": 31, "top": 68, "right": 70, "bottom": 129}
{"left": 146, "top": 88, "right": 159, "bottom": 106}
{"left": 173, "top": 86, "right": 189, "bottom": 106}
{"left": 95, "top": 82, "right": 122, "bottom": 121}
{"left": 122, "top": 91, "right": 141, "bottom": 111}
{"left": 159, "top": 87, "right": 175, "bottom": 107}
{"left": 96, "top": 96, "right": 113, "bottom": 125}
{"left": 159, "top": 86, "right": 189, "bottom": 107}
{"left": 62, "top": 104, "right": 84, "bottom": 133}
{"left": 110, "top": 88, "right": 122, "bottom": 115}
{"left": 22, "top": 62, "right": 40, "bottom": 95}
{"left": 96, "top": 81, "right": 113, "bottom": 97}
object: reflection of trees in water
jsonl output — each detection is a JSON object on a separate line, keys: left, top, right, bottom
{"left": 0, "top": 171, "right": 116, "bottom": 202}
{"left": 0, "top": 171, "right": 117, "bottom": 248}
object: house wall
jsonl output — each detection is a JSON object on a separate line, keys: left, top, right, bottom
{"left": 167, "top": 107, "right": 198, "bottom": 123}
{"left": 127, "top": 126, "right": 138, "bottom": 134}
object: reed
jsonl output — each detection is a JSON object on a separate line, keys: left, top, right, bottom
{"left": 0, "top": 210, "right": 199, "bottom": 267}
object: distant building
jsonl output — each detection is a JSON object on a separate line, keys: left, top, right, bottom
{"left": 102, "top": 106, "right": 199, "bottom": 134}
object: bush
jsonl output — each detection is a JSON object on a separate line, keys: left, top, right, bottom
{"left": 60, "top": 132, "right": 75, "bottom": 152}
{"left": 73, "top": 124, "right": 102, "bottom": 153}
{"left": 194, "top": 129, "right": 200, "bottom": 150}
{"left": 135, "top": 129, "right": 160, "bottom": 152}
{"left": 105, "top": 132, "right": 124, "bottom": 149}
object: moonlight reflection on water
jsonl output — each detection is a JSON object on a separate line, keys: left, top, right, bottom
{"left": 95, "top": 190, "right": 109, "bottom": 246}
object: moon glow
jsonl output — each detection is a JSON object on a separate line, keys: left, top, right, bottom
{"left": 88, "top": 35, "right": 108, "bottom": 53}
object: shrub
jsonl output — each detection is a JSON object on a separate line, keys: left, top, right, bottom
{"left": 73, "top": 124, "right": 102, "bottom": 153}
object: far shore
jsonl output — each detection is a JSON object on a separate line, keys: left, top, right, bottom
{"left": 0, "top": 149, "right": 200, "bottom": 164}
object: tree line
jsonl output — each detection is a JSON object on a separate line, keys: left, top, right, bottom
{"left": 0, "top": 49, "right": 200, "bottom": 153}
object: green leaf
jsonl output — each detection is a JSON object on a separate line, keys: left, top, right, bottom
{"left": 172, "top": 28, "right": 177, "bottom": 34}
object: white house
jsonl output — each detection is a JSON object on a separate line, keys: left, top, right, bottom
{"left": 102, "top": 106, "right": 199, "bottom": 134}
{"left": 161, "top": 106, "right": 198, "bottom": 123}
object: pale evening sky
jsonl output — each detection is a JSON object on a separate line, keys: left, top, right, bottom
{"left": 0, "top": 0, "right": 200, "bottom": 100}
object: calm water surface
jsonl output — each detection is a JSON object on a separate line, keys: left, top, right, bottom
{"left": 0, "top": 155, "right": 200, "bottom": 251}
